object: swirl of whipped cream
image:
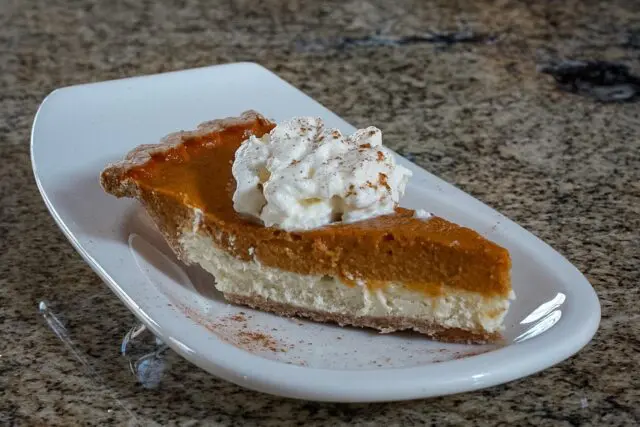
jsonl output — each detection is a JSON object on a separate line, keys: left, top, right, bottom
{"left": 232, "top": 117, "right": 412, "bottom": 231}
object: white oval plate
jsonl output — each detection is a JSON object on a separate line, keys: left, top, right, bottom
{"left": 31, "top": 62, "right": 600, "bottom": 402}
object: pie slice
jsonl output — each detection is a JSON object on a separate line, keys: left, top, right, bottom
{"left": 101, "top": 111, "right": 513, "bottom": 343}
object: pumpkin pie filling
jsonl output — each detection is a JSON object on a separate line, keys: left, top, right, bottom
{"left": 101, "top": 111, "right": 513, "bottom": 343}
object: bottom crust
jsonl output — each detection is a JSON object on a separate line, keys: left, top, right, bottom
{"left": 224, "top": 293, "right": 501, "bottom": 344}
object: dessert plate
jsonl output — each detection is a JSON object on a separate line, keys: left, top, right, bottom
{"left": 31, "top": 62, "right": 600, "bottom": 402}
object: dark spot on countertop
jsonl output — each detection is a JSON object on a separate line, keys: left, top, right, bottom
{"left": 337, "top": 30, "right": 496, "bottom": 49}
{"left": 297, "top": 29, "right": 496, "bottom": 52}
{"left": 622, "top": 29, "right": 640, "bottom": 49}
{"left": 538, "top": 60, "right": 640, "bottom": 102}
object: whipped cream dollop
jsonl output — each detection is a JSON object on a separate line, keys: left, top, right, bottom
{"left": 232, "top": 117, "right": 412, "bottom": 231}
{"left": 413, "top": 209, "right": 433, "bottom": 220}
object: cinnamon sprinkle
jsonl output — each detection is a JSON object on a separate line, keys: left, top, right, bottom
{"left": 177, "top": 304, "right": 289, "bottom": 354}
{"left": 236, "top": 331, "right": 280, "bottom": 352}
{"left": 228, "top": 313, "right": 246, "bottom": 322}
{"left": 345, "top": 184, "right": 356, "bottom": 198}
{"left": 378, "top": 173, "right": 391, "bottom": 190}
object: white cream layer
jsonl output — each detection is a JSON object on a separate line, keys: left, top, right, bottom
{"left": 179, "top": 231, "right": 512, "bottom": 334}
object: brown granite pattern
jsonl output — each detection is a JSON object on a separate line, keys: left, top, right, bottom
{"left": 1, "top": 0, "right": 639, "bottom": 425}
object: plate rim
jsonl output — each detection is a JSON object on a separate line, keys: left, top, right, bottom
{"left": 30, "top": 62, "right": 601, "bottom": 402}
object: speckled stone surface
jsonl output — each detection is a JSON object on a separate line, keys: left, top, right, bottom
{"left": 2, "top": 0, "right": 640, "bottom": 425}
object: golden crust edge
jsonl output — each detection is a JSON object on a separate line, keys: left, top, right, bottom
{"left": 99, "top": 110, "right": 270, "bottom": 198}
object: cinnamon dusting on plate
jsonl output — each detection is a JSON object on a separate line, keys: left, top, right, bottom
{"left": 176, "top": 304, "right": 289, "bottom": 354}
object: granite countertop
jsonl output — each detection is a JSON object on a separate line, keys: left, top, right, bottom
{"left": 2, "top": 0, "right": 639, "bottom": 425}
